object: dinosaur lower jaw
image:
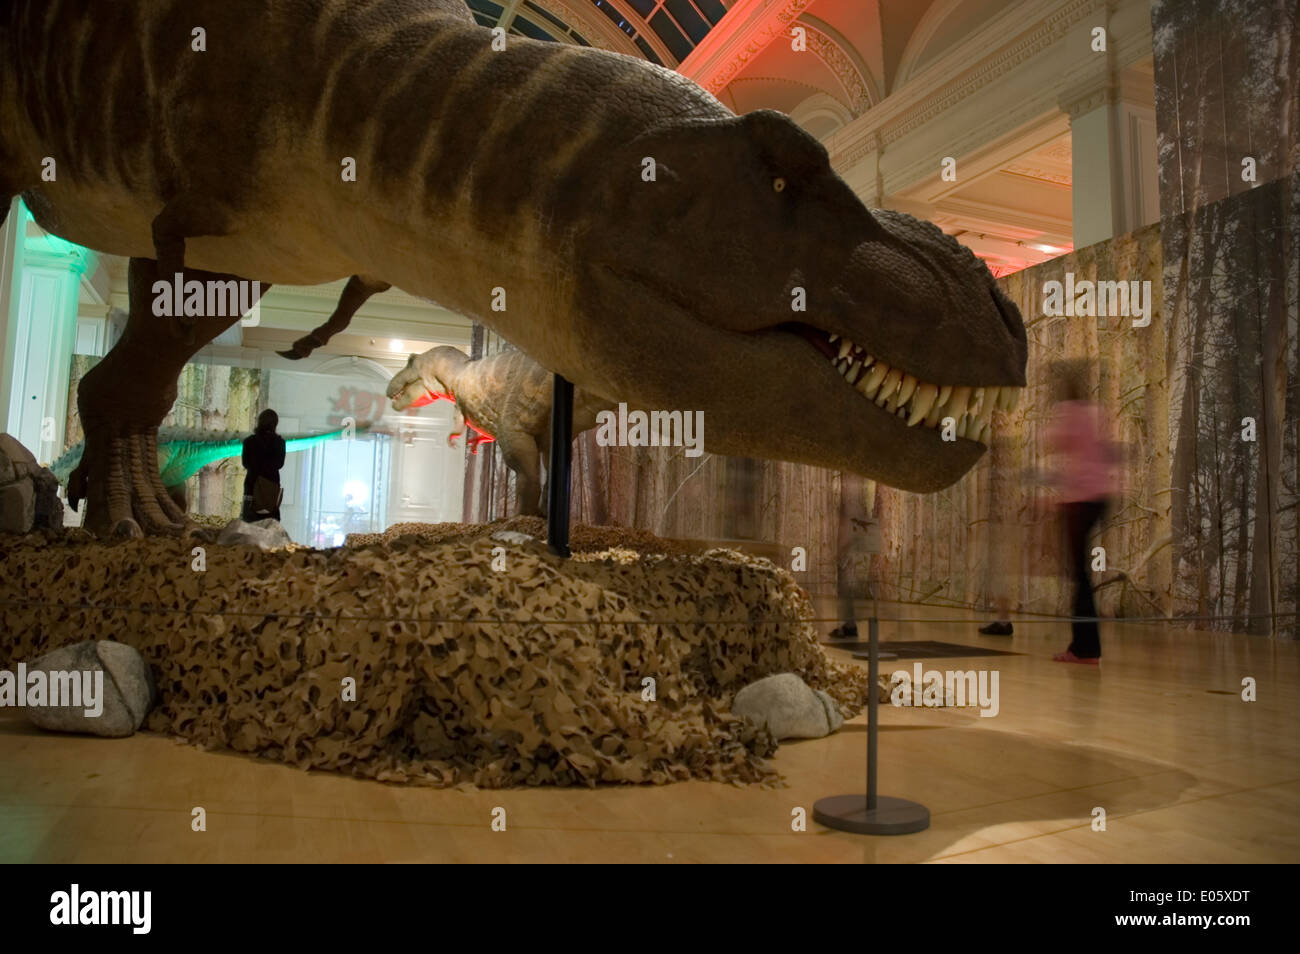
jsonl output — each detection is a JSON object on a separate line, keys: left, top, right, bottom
{"left": 781, "top": 323, "right": 1022, "bottom": 446}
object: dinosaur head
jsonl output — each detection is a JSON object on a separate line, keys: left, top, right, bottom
{"left": 568, "top": 109, "right": 1027, "bottom": 492}
{"left": 387, "top": 347, "right": 461, "bottom": 411}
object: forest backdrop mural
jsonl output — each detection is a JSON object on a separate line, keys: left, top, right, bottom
{"left": 464, "top": 0, "right": 1298, "bottom": 638}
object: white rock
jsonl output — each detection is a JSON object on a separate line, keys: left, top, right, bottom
{"left": 731, "top": 672, "right": 844, "bottom": 740}
{"left": 23, "top": 640, "right": 158, "bottom": 737}
{"left": 216, "top": 518, "right": 293, "bottom": 549}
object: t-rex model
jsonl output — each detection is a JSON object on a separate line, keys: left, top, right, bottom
{"left": 49, "top": 425, "right": 359, "bottom": 511}
{"left": 1, "top": 0, "right": 1027, "bottom": 538}
{"left": 387, "top": 346, "right": 610, "bottom": 516}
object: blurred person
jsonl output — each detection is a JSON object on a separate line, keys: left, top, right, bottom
{"left": 242, "top": 408, "right": 286, "bottom": 523}
{"left": 980, "top": 432, "right": 1015, "bottom": 637}
{"left": 1047, "top": 362, "right": 1112, "bottom": 664}
{"left": 829, "top": 472, "right": 872, "bottom": 639}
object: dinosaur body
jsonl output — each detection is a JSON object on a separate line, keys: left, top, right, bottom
{"left": 2, "top": 0, "right": 1026, "bottom": 537}
{"left": 388, "top": 346, "right": 610, "bottom": 516}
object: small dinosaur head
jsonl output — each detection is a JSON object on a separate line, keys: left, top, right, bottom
{"left": 568, "top": 109, "right": 1027, "bottom": 492}
{"left": 387, "top": 347, "right": 461, "bottom": 411}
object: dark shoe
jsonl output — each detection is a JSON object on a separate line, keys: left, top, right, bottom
{"left": 979, "top": 621, "right": 1013, "bottom": 636}
{"left": 828, "top": 623, "right": 859, "bottom": 640}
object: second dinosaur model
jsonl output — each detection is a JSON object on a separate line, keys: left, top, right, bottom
{"left": 388, "top": 346, "right": 610, "bottom": 516}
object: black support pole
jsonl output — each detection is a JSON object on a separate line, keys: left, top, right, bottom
{"left": 546, "top": 372, "right": 574, "bottom": 558}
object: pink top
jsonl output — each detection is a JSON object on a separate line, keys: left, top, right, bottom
{"left": 1048, "top": 400, "right": 1113, "bottom": 502}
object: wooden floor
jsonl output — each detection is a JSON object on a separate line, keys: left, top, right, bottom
{"left": 2, "top": 604, "right": 1298, "bottom": 863}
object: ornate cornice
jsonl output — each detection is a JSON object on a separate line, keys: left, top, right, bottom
{"left": 879, "top": 0, "right": 1100, "bottom": 145}
{"left": 802, "top": 23, "right": 872, "bottom": 116}
{"left": 828, "top": 0, "right": 1105, "bottom": 170}
{"left": 679, "top": 0, "right": 816, "bottom": 94}
{"left": 544, "top": 0, "right": 644, "bottom": 59}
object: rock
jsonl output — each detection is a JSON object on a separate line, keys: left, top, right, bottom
{"left": 0, "top": 434, "right": 64, "bottom": 532}
{"left": 216, "top": 517, "right": 293, "bottom": 549}
{"left": 490, "top": 530, "right": 535, "bottom": 545}
{"left": 30, "top": 468, "right": 63, "bottom": 530}
{"left": 22, "top": 640, "right": 158, "bottom": 737}
{"left": 0, "top": 433, "right": 37, "bottom": 471}
{"left": 731, "top": 672, "right": 845, "bottom": 740}
{"left": 0, "top": 478, "right": 35, "bottom": 533}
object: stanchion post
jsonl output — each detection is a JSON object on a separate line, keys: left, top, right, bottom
{"left": 867, "top": 614, "right": 878, "bottom": 810}
{"left": 546, "top": 372, "right": 573, "bottom": 558}
{"left": 813, "top": 610, "right": 930, "bottom": 835}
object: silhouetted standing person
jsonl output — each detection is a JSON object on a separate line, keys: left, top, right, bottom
{"left": 1048, "top": 364, "right": 1112, "bottom": 664}
{"left": 242, "top": 409, "right": 286, "bottom": 523}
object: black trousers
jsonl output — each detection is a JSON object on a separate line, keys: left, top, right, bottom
{"left": 1064, "top": 499, "right": 1106, "bottom": 658}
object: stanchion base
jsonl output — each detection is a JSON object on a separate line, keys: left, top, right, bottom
{"left": 813, "top": 794, "right": 930, "bottom": 835}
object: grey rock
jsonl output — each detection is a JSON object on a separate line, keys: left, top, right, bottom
{"left": 732, "top": 672, "right": 845, "bottom": 740}
{"left": 30, "top": 468, "right": 63, "bottom": 530}
{"left": 490, "top": 530, "right": 535, "bottom": 545}
{"left": 216, "top": 517, "right": 293, "bottom": 549}
{"left": 23, "top": 640, "right": 158, "bottom": 737}
{"left": 0, "top": 432, "right": 37, "bottom": 471}
{"left": 0, "top": 477, "right": 35, "bottom": 533}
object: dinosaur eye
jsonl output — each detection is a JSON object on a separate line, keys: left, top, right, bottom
{"left": 772, "top": 177, "right": 786, "bottom": 192}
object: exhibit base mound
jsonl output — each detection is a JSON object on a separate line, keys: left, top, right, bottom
{"left": 1, "top": 522, "right": 887, "bottom": 788}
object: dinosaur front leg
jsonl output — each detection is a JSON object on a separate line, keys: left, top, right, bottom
{"left": 70, "top": 257, "right": 256, "bottom": 537}
{"left": 278, "top": 275, "right": 390, "bottom": 359}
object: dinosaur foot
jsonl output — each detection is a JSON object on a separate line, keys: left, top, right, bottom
{"left": 70, "top": 428, "right": 188, "bottom": 539}
{"left": 277, "top": 332, "right": 325, "bottom": 360}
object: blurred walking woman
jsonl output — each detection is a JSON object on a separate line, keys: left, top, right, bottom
{"left": 1048, "top": 363, "right": 1112, "bottom": 665}
{"left": 241, "top": 409, "right": 286, "bottom": 523}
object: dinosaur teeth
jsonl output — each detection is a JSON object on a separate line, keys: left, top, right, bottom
{"left": 819, "top": 341, "right": 1019, "bottom": 440}
{"left": 947, "top": 386, "right": 972, "bottom": 422}
{"left": 876, "top": 368, "right": 903, "bottom": 407}
{"left": 859, "top": 362, "right": 888, "bottom": 398}
{"left": 908, "top": 383, "right": 938, "bottom": 426}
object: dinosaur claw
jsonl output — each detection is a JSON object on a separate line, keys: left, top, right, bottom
{"left": 111, "top": 518, "right": 144, "bottom": 540}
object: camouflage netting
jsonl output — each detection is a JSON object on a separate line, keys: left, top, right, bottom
{"left": 0, "top": 521, "right": 883, "bottom": 787}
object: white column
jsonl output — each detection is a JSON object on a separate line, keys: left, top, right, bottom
{"left": 0, "top": 197, "right": 26, "bottom": 434}
{"left": 1061, "top": 67, "right": 1159, "bottom": 249}
{"left": 5, "top": 230, "right": 91, "bottom": 464}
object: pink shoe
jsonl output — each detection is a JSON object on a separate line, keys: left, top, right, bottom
{"left": 1053, "top": 650, "right": 1099, "bottom": 665}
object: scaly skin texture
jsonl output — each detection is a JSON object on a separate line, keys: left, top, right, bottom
{"left": 387, "top": 346, "right": 609, "bottom": 516}
{"left": 2, "top": 0, "right": 1026, "bottom": 535}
